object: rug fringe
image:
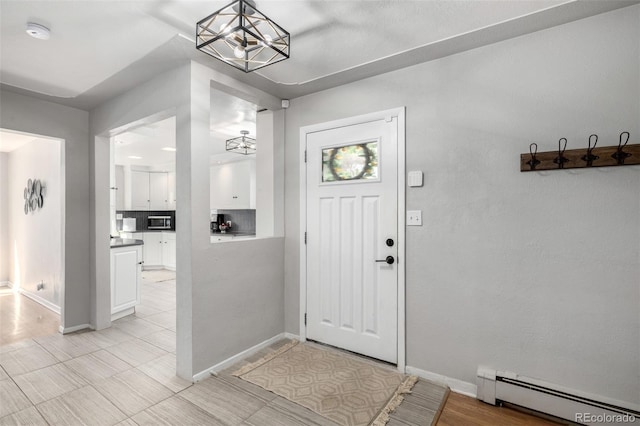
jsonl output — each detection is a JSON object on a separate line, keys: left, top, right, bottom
{"left": 232, "top": 339, "right": 299, "bottom": 377}
{"left": 371, "top": 375, "right": 419, "bottom": 426}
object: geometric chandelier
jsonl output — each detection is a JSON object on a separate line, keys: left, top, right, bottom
{"left": 226, "top": 130, "right": 256, "bottom": 155}
{"left": 196, "top": 0, "right": 290, "bottom": 73}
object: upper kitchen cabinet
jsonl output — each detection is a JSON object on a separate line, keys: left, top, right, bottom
{"left": 131, "top": 170, "right": 151, "bottom": 210}
{"left": 129, "top": 170, "right": 171, "bottom": 211}
{"left": 115, "top": 165, "right": 125, "bottom": 210}
{"left": 210, "top": 159, "right": 256, "bottom": 210}
{"left": 167, "top": 171, "right": 177, "bottom": 210}
{"left": 149, "top": 172, "right": 169, "bottom": 210}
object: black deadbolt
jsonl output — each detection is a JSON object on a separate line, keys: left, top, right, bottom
{"left": 386, "top": 238, "right": 394, "bottom": 247}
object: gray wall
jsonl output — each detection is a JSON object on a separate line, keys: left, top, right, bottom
{"left": 283, "top": 6, "right": 640, "bottom": 404}
{"left": 191, "top": 237, "right": 284, "bottom": 374}
{"left": 0, "top": 89, "right": 90, "bottom": 330}
{"left": 189, "top": 62, "right": 285, "bottom": 376}
{"left": 0, "top": 153, "right": 8, "bottom": 282}
{"left": 91, "top": 61, "right": 285, "bottom": 379}
{"left": 90, "top": 63, "right": 191, "bottom": 346}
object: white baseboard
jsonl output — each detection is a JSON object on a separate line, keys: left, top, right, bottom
{"left": 142, "top": 266, "right": 164, "bottom": 271}
{"left": 59, "top": 324, "right": 92, "bottom": 334}
{"left": 192, "top": 332, "right": 294, "bottom": 383}
{"left": 283, "top": 332, "right": 300, "bottom": 340}
{"left": 1, "top": 281, "right": 9, "bottom": 287}
{"left": 8, "top": 283, "right": 61, "bottom": 315}
{"left": 406, "top": 366, "right": 477, "bottom": 398}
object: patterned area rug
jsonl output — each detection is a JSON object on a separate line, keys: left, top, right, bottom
{"left": 233, "top": 341, "right": 418, "bottom": 426}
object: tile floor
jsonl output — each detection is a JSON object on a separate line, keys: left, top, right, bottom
{"left": 1, "top": 270, "right": 445, "bottom": 425}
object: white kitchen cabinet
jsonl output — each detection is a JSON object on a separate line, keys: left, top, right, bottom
{"left": 140, "top": 232, "right": 175, "bottom": 270}
{"left": 210, "top": 160, "right": 255, "bottom": 209}
{"left": 131, "top": 171, "right": 150, "bottom": 210}
{"left": 167, "top": 171, "right": 177, "bottom": 210}
{"left": 115, "top": 165, "right": 125, "bottom": 210}
{"left": 149, "top": 172, "right": 169, "bottom": 210}
{"left": 142, "top": 232, "right": 163, "bottom": 266}
{"left": 129, "top": 171, "right": 171, "bottom": 211}
{"left": 162, "top": 232, "right": 176, "bottom": 269}
{"left": 110, "top": 245, "right": 142, "bottom": 320}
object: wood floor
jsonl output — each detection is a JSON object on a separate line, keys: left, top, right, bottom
{"left": 0, "top": 287, "right": 60, "bottom": 345}
{"left": 437, "top": 392, "right": 569, "bottom": 426}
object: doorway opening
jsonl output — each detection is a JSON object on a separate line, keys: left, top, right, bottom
{"left": 109, "top": 116, "right": 177, "bottom": 343}
{"left": 0, "top": 128, "right": 65, "bottom": 344}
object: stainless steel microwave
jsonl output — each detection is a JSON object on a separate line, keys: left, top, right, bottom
{"left": 148, "top": 216, "right": 171, "bottom": 229}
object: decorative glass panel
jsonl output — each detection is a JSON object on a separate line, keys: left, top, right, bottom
{"left": 322, "top": 142, "right": 378, "bottom": 182}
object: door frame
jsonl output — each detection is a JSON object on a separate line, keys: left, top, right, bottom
{"left": 299, "top": 107, "right": 406, "bottom": 372}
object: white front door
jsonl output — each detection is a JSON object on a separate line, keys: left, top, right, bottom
{"left": 305, "top": 114, "right": 399, "bottom": 363}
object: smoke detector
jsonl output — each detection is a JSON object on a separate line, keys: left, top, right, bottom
{"left": 26, "top": 22, "right": 50, "bottom": 40}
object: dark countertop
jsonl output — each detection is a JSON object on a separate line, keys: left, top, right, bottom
{"left": 110, "top": 238, "right": 144, "bottom": 248}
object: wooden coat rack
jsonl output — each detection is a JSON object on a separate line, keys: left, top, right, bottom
{"left": 521, "top": 132, "right": 639, "bottom": 172}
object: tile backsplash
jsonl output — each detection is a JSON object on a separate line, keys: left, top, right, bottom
{"left": 116, "top": 210, "right": 176, "bottom": 232}
{"left": 214, "top": 209, "right": 256, "bottom": 234}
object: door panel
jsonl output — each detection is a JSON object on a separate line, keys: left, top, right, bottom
{"left": 306, "top": 117, "right": 398, "bottom": 363}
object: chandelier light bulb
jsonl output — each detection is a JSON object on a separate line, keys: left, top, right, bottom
{"left": 260, "top": 34, "right": 272, "bottom": 47}
{"left": 234, "top": 45, "right": 245, "bottom": 59}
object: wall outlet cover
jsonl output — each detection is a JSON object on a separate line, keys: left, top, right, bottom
{"left": 407, "top": 210, "right": 422, "bottom": 226}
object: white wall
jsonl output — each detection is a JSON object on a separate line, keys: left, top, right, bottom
{"left": 0, "top": 90, "right": 90, "bottom": 331}
{"left": 0, "top": 153, "right": 8, "bottom": 283}
{"left": 8, "top": 138, "right": 63, "bottom": 310}
{"left": 284, "top": 5, "right": 640, "bottom": 405}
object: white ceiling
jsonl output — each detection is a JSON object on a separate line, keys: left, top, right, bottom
{"left": 113, "top": 116, "right": 176, "bottom": 168}
{"left": 1, "top": 0, "right": 637, "bottom": 109}
{"left": 0, "top": 129, "right": 59, "bottom": 152}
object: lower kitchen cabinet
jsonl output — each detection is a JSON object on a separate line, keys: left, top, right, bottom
{"left": 142, "top": 232, "right": 163, "bottom": 266}
{"left": 110, "top": 245, "right": 142, "bottom": 320}
{"left": 119, "top": 231, "right": 176, "bottom": 270}
{"left": 162, "top": 232, "right": 176, "bottom": 269}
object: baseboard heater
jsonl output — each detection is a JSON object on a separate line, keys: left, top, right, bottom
{"left": 477, "top": 367, "right": 640, "bottom": 425}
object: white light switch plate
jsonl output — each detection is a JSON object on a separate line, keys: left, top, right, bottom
{"left": 408, "top": 171, "right": 423, "bottom": 187}
{"left": 407, "top": 210, "right": 422, "bottom": 226}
